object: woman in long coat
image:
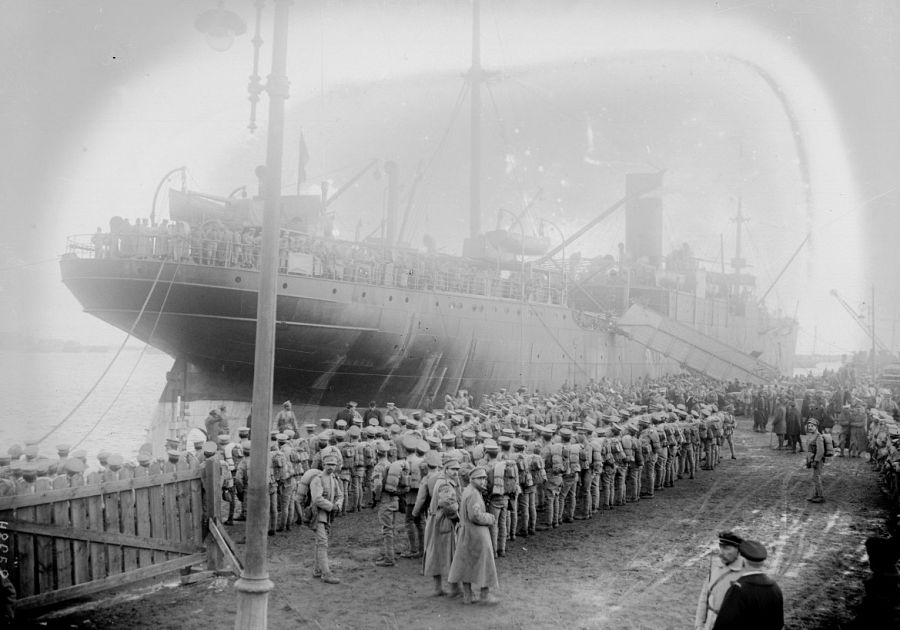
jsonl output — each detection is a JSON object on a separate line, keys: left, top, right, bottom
{"left": 448, "top": 466, "right": 499, "bottom": 604}
{"left": 422, "top": 458, "right": 462, "bottom": 596}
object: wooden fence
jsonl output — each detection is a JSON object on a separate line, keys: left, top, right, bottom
{"left": 0, "top": 459, "right": 207, "bottom": 612}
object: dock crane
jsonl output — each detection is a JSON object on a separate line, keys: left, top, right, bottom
{"left": 829, "top": 289, "right": 891, "bottom": 353}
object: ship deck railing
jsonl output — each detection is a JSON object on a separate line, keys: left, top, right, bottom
{"left": 64, "top": 233, "right": 569, "bottom": 306}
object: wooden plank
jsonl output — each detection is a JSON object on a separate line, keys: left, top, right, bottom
{"left": 68, "top": 475, "right": 89, "bottom": 585}
{"left": 102, "top": 470, "right": 122, "bottom": 576}
{"left": 189, "top": 462, "right": 203, "bottom": 547}
{"left": 85, "top": 471, "right": 106, "bottom": 581}
{"left": 208, "top": 518, "right": 242, "bottom": 574}
{"left": 33, "top": 478, "right": 54, "bottom": 594}
{"left": 163, "top": 462, "right": 180, "bottom": 561}
{"left": 132, "top": 466, "right": 153, "bottom": 568}
{"left": 176, "top": 460, "right": 193, "bottom": 545}
{"left": 118, "top": 467, "right": 138, "bottom": 573}
{"left": 51, "top": 476, "right": 73, "bottom": 590}
{"left": 0, "top": 509, "right": 16, "bottom": 592}
{"left": 7, "top": 521, "right": 203, "bottom": 554}
{"left": 147, "top": 462, "right": 165, "bottom": 563}
{"left": 0, "top": 468, "right": 202, "bottom": 510}
{"left": 15, "top": 482, "right": 36, "bottom": 597}
{"left": 14, "top": 552, "right": 206, "bottom": 613}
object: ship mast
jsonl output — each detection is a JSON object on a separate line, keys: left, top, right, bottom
{"left": 469, "top": 0, "right": 483, "bottom": 238}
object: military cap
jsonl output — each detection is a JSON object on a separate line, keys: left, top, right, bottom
{"left": 318, "top": 417, "right": 331, "bottom": 425}
{"left": 389, "top": 424, "right": 401, "bottom": 435}
{"left": 322, "top": 454, "right": 339, "bottom": 465}
{"left": 559, "top": 427, "right": 573, "bottom": 439}
{"left": 24, "top": 445, "right": 39, "bottom": 459}
{"left": 347, "top": 425, "right": 362, "bottom": 438}
{"left": 424, "top": 451, "right": 442, "bottom": 468}
{"left": 107, "top": 454, "right": 124, "bottom": 470}
{"left": 65, "top": 458, "right": 87, "bottom": 474}
{"left": 483, "top": 439, "right": 499, "bottom": 452}
{"left": 426, "top": 434, "right": 441, "bottom": 447}
{"left": 283, "top": 400, "right": 292, "bottom": 407}
{"left": 500, "top": 428, "right": 516, "bottom": 438}
{"left": 718, "top": 531, "right": 743, "bottom": 548}
{"left": 71, "top": 449, "right": 87, "bottom": 461}
{"left": 218, "top": 433, "right": 232, "bottom": 445}
{"left": 519, "top": 427, "right": 533, "bottom": 437}
{"left": 193, "top": 438, "right": 205, "bottom": 447}
{"left": 461, "top": 430, "right": 476, "bottom": 441}
{"left": 477, "top": 431, "right": 492, "bottom": 441}
{"left": 512, "top": 438, "right": 527, "bottom": 450}
{"left": 7, "top": 444, "right": 23, "bottom": 459}
{"left": 469, "top": 466, "right": 488, "bottom": 480}
{"left": 201, "top": 441, "right": 218, "bottom": 456}
{"left": 352, "top": 417, "right": 364, "bottom": 426}
{"left": 275, "top": 433, "right": 288, "bottom": 442}
{"left": 498, "top": 435, "right": 512, "bottom": 447}
{"left": 444, "top": 456, "right": 461, "bottom": 469}
{"left": 415, "top": 440, "right": 430, "bottom": 454}
{"left": 335, "top": 419, "right": 348, "bottom": 430}
{"left": 34, "top": 460, "right": 52, "bottom": 476}
{"left": 401, "top": 434, "right": 419, "bottom": 451}
{"left": 383, "top": 416, "right": 395, "bottom": 426}
{"left": 18, "top": 463, "right": 36, "bottom": 479}
{"left": 284, "top": 429, "right": 296, "bottom": 438}
{"left": 690, "top": 409, "right": 700, "bottom": 418}
{"left": 376, "top": 440, "right": 391, "bottom": 453}
{"left": 334, "top": 429, "right": 348, "bottom": 441}
{"left": 738, "top": 540, "right": 767, "bottom": 562}
{"left": 238, "top": 426, "right": 251, "bottom": 435}
{"left": 166, "top": 449, "right": 181, "bottom": 460}
{"left": 56, "top": 443, "right": 71, "bottom": 455}
{"left": 242, "top": 440, "right": 252, "bottom": 454}
{"left": 805, "top": 418, "right": 819, "bottom": 428}
{"left": 545, "top": 424, "right": 558, "bottom": 433}
{"left": 450, "top": 414, "right": 463, "bottom": 424}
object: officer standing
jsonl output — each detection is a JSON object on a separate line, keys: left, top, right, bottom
{"left": 309, "top": 453, "right": 343, "bottom": 584}
{"left": 712, "top": 540, "right": 783, "bottom": 630}
{"left": 805, "top": 418, "right": 826, "bottom": 503}
{"left": 695, "top": 531, "right": 746, "bottom": 630}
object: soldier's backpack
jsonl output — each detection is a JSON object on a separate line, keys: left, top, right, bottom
{"left": 579, "top": 441, "right": 593, "bottom": 469}
{"left": 297, "top": 468, "right": 323, "bottom": 524}
{"left": 517, "top": 453, "right": 534, "bottom": 488}
{"left": 340, "top": 442, "right": 356, "bottom": 468}
{"left": 270, "top": 447, "right": 289, "bottom": 482}
{"left": 709, "top": 420, "right": 722, "bottom": 438}
{"left": 698, "top": 421, "right": 708, "bottom": 439}
{"left": 549, "top": 443, "right": 569, "bottom": 475}
{"left": 620, "top": 435, "right": 635, "bottom": 463}
{"left": 529, "top": 452, "right": 547, "bottom": 484}
{"left": 823, "top": 434, "right": 835, "bottom": 457}
{"left": 407, "top": 456, "right": 423, "bottom": 489}
{"left": 591, "top": 439, "right": 605, "bottom": 471}
{"left": 363, "top": 441, "right": 376, "bottom": 467}
{"left": 383, "top": 460, "right": 409, "bottom": 494}
{"left": 490, "top": 460, "right": 518, "bottom": 496}
{"left": 566, "top": 443, "right": 582, "bottom": 474}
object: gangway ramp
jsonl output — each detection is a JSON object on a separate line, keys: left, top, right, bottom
{"left": 616, "top": 303, "right": 778, "bottom": 385}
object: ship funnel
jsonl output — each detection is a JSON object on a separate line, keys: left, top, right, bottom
{"left": 625, "top": 172, "right": 663, "bottom": 266}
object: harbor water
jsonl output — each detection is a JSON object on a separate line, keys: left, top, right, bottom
{"left": 1, "top": 348, "right": 172, "bottom": 464}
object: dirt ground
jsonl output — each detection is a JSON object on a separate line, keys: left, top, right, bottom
{"left": 23, "top": 417, "right": 896, "bottom": 630}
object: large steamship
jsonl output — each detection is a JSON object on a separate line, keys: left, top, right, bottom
{"left": 58, "top": 4, "right": 797, "bottom": 420}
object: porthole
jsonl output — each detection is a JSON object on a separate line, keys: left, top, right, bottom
{"left": 389, "top": 295, "right": 393, "bottom": 301}
{"left": 362, "top": 291, "right": 367, "bottom": 298}
{"left": 282, "top": 282, "right": 288, "bottom": 289}
{"left": 472, "top": 305, "right": 477, "bottom": 312}
{"left": 435, "top": 301, "right": 440, "bottom": 307}
{"left": 332, "top": 288, "right": 337, "bottom": 294}
{"left": 235, "top": 276, "right": 242, "bottom": 283}
{"left": 405, "top": 297, "right": 409, "bottom": 303}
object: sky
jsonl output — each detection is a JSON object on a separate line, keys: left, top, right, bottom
{"left": 3, "top": 0, "right": 899, "bottom": 357}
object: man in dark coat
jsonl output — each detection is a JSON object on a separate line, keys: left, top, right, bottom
{"left": 851, "top": 536, "right": 900, "bottom": 627}
{"left": 784, "top": 401, "right": 803, "bottom": 453}
{"left": 713, "top": 540, "right": 783, "bottom": 630}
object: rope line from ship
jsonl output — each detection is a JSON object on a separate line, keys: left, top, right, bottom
{"left": 69, "top": 261, "right": 183, "bottom": 452}
{"left": 34, "top": 260, "right": 177, "bottom": 447}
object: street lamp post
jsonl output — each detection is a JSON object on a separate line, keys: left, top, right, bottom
{"left": 197, "top": 1, "right": 293, "bottom": 628}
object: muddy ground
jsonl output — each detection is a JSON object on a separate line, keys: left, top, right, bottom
{"left": 23, "top": 418, "right": 895, "bottom": 630}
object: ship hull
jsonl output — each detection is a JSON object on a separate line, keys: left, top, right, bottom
{"left": 61, "top": 257, "right": 660, "bottom": 407}
{"left": 60, "top": 256, "right": 796, "bottom": 407}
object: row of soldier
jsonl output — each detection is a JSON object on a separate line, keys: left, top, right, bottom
{"left": 201, "top": 388, "right": 738, "bottom": 566}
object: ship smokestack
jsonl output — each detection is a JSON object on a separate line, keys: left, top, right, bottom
{"left": 625, "top": 172, "right": 663, "bottom": 266}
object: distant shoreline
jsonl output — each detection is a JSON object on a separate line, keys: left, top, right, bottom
{"left": 0, "top": 334, "right": 166, "bottom": 354}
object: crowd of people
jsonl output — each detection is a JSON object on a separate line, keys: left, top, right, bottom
{"left": 3, "top": 370, "right": 899, "bottom": 621}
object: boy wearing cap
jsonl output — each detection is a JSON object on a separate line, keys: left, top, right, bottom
{"left": 805, "top": 418, "right": 826, "bottom": 503}
{"left": 309, "top": 454, "right": 343, "bottom": 584}
{"left": 713, "top": 540, "right": 783, "bottom": 630}
{"left": 695, "top": 531, "right": 746, "bottom": 630}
